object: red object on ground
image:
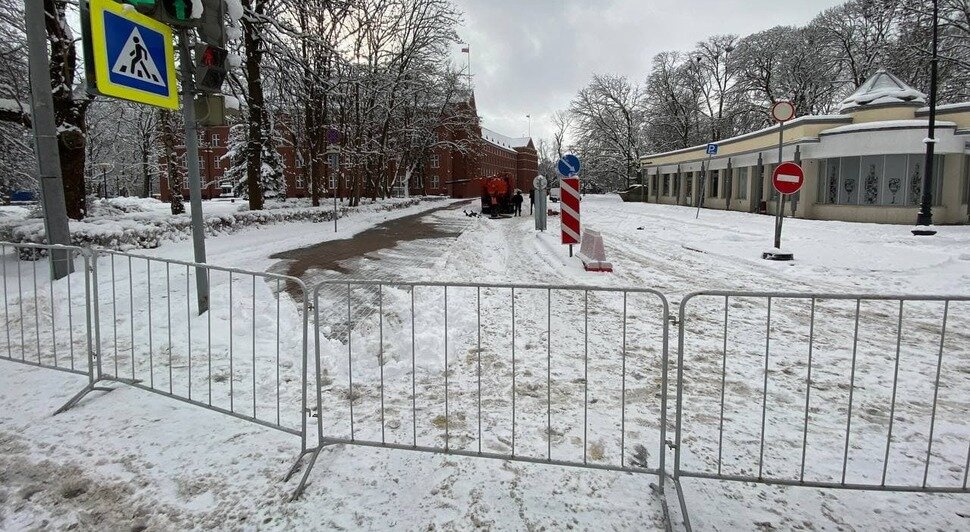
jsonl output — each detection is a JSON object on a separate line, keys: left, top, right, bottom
{"left": 772, "top": 162, "right": 805, "bottom": 195}
{"left": 561, "top": 177, "right": 580, "bottom": 245}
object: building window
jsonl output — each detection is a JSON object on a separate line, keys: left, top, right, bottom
{"left": 818, "top": 154, "right": 944, "bottom": 206}
{"left": 430, "top": 154, "right": 440, "bottom": 169}
{"left": 220, "top": 180, "right": 233, "bottom": 195}
{"left": 710, "top": 170, "right": 720, "bottom": 198}
{"left": 414, "top": 174, "right": 423, "bottom": 188}
{"left": 214, "top": 156, "right": 221, "bottom": 169}
{"left": 662, "top": 174, "right": 670, "bottom": 196}
{"left": 685, "top": 172, "right": 693, "bottom": 197}
{"left": 736, "top": 167, "right": 748, "bottom": 200}
{"left": 430, "top": 174, "right": 440, "bottom": 189}
{"left": 296, "top": 175, "right": 305, "bottom": 189}
{"left": 199, "top": 157, "right": 205, "bottom": 170}
{"left": 651, "top": 174, "right": 658, "bottom": 192}
{"left": 212, "top": 134, "right": 220, "bottom": 147}
{"left": 329, "top": 172, "right": 337, "bottom": 190}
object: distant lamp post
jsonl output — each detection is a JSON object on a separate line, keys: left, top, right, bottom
{"left": 327, "top": 143, "right": 340, "bottom": 233}
{"left": 914, "top": 0, "right": 939, "bottom": 236}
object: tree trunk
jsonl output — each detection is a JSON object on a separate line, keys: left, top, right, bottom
{"left": 243, "top": 0, "right": 265, "bottom": 211}
{"left": 161, "top": 111, "right": 184, "bottom": 214}
{"left": 45, "top": 0, "right": 88, "bottom": 219}
{"left": 141, "top": 140, "right": 151, "bottom": 198}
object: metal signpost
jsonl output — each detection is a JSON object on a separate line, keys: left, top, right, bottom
{"left": 25, "top": 0, "right": 73, "bottom": 279}
{"left": 557, "top": 154, "right": 582, "bottom": 256}
{"left": 763, "top": 162, "right": 804, "bottom": 261}
{"left": 765, "top": 100, "right": 797, "bottom": 262}
{"left": 81, "top": 0, "right": 232, "bottom": 313}
{"left": 533, "top": 175, "right": 548, "bottom": 231}
{"left": 327, "top": 140, "right": 340, "bottom": 233}
{"left": 697, "top": 143, "right": 718, "bottom": 219}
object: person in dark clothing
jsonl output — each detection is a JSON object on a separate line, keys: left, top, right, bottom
{"left": 512, "top": 190, "right": 524, "bottom": 216}
{"left": 529, "top": 189, "right": 535, "bottom": 214}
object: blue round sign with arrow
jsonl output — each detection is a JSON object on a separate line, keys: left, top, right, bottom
{"left": 557, "top": 154, "right": 581, "bottom": 177}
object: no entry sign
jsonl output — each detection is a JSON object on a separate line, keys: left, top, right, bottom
{"left": 561, "top": 177, "right": 581, "bottom": 245}
{"left": 772, "top": 162, "right": 804, "bottom": 195}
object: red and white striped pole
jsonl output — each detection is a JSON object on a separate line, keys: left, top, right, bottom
{"left": 561, "top": 177, "right": 581, "bottom": 256}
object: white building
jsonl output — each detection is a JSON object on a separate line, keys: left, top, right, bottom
{"left": 638, "top": 70, "right": 970, "bottom": 225}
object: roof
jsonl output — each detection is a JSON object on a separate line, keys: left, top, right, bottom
{"left": 839, "top": 69, "right": 926, "bottom": 113}
{"left": 481, "top": 127, "right": 532, "bottom": 151}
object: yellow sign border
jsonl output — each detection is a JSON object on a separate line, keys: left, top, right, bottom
{"left": 90, "top": 0, "right": 178, "bottom": 110}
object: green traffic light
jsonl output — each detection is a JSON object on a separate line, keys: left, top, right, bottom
{"left": 172, "top": 0, "right": 188, "bottom": 20}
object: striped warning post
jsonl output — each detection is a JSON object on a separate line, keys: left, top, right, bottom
{"left": 561, "top": 177, "right": 580, "bottom": 245}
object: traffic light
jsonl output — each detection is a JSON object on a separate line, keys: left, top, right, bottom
{"left": 125, "top": 0, "right": 198, "bottom": 28}
{"left": 194, "top": 44, "right": 228, "bottom": 93}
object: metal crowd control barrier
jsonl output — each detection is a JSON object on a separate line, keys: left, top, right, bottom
{"left": 674, "top": 291, "right": 970, "bottom": 531}
{"left": 300, "top": 280, "right": 672, "bottom": 523}
{"left": 0, "top": 242, "right": 94, "bottom": 382}
{"left": 49, "top": 249, "right": 316, "bottom": 492}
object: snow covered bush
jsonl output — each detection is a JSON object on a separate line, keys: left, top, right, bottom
{"left": 0, "top": 197, "right": 436, "bottom": 251}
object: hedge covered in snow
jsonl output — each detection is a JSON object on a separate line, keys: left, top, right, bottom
{"left": 1, "top": 196, "right": 437, "bottom": 251}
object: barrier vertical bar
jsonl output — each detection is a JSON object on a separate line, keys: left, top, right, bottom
{"left": 379, "top": 284, "right": 385, "bottom": 444}
{"left": 881, "top": 300, "right": 904, "bottom": 486}
{"left": 758, "top": 297, "right": 772, "bottom": 479}
{"left": 800, "top": 298, "right": 816, "bottom": 482}
{"left": 444, "top": 285, "right": 449, "bottom": 452}
{"left": 276, "top": 278, "right": 281, "bottom": 426}
{"left": 167, "top": 262, "right": 172, "bottom": 393}
{"left": 922, "top": 300, "right": 949, "bottom": 488}
{"left": 49, "top": 252, "right": 57, "bottom": 367}
{"left": 147, "top": 260, "right": 153, "bottom": 387}
{"left": 252, "top": 275, "right": 257, "bottom": 419}
{"left": 620, "top": 291, "right": 627, "bottom": 468}
{"left": 659, "top": 293, "right": 668, "bottom": 491}
{"left": 511, "top": 287, "right": 516, "bottom": 457}
{"left": 128, "top": 256, "right": 135, "bottom": 380}
{"left": 347, "top": 282, "right": 354, "bottom": 441}
{"left": 86, "top": 253, "right": 99, "bottom": 382}
{"left": 841, "top": 299, "right": 862, "bottom": 485}
{"left": 111, "top": 254, "right": 118, "bottom": 376}
{"left": 186, "top": 265, "right": 192, "bottom": 400}
{"left": 229, "top": 271, "right": 234, "bottom": 411}
{"left": 3, "top": 245, "right": 10, "bottom": 360}
{"left": 547, "top": 288, "right": 552, "bottom": 461}
{"left": 477, "top": 286, "right": 482, "bottom": 454}
{"left": 32, "top": 258, "right": 40, "bottom": 363}
{"left": 411, "top": 286, "right": 417, "bottom": 447}
{"left": 583, "top": 289, "right": 588, "bottom": 464}
{"left": 717, "top": 295, "right": 728, "bottom": 474}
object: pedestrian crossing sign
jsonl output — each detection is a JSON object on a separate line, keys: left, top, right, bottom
{"left": 87, "top": 0, "right": 178, "bottom": 109}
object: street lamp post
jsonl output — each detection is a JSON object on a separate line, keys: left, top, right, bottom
{"left": 327, "top": 144, "right": 340, "bottom": 233}
{"left": 914, "top": 0, "right": 939, "bottom": 236}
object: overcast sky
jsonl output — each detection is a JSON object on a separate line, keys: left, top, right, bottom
{"left": 451, "top": 0, "right": 846, "bottom": 146}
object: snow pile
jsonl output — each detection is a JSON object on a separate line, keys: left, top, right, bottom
{"left": 1, "top": 197, "right": 434, "bottom": 251}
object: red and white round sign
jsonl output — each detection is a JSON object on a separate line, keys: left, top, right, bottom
{"left": 771, "top": 101, "right": 796, "bottom": 123}
{"left": 772, "top": 162, "right": 804, "bottom": 195}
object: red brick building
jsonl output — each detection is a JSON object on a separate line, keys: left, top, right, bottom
{"left": 160, "top": 93, "right": 537, "bottom": 202}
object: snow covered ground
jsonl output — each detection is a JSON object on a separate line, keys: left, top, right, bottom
{"left": 2, "top": 195, "right": 969, "bottom": 530}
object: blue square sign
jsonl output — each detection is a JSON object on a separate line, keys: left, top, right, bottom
{"left": 88, "top": 0, "right": 178, "bottom": 109}
{"left": 706, "top": 143, "right": 718, "bottom": 155}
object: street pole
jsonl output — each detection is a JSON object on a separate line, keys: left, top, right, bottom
{"left": 696, "top": 158, "right": 709, "bottom": 219}
{"left": 914, "top": 0, "right": 939, "bottom": 236}
{"left": 773, "top": 120, "right": 786, "bottom": 249}
{"left": 25, "top": 0, "right": 72, "bottom": 279}
{"left": 178, "top": 29, "right": 210, "bottom": 314}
